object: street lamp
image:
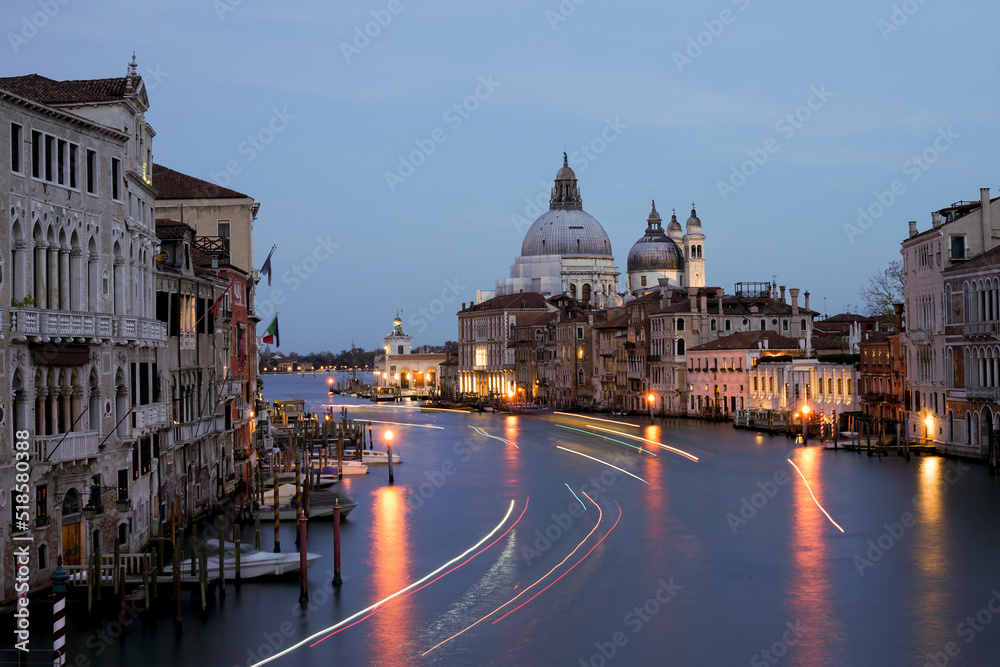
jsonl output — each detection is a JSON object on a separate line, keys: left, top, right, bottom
{"left": 385, "top": 430, "right": 395, "bottom": 484}
{"left": 924, "top": 414, "right": 934, "bottom": 447}
{"left": 647, "top": 392, "right": 656, "bottom": 425}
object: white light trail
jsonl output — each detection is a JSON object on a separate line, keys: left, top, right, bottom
{"left": 555, "top": 446, "right": 648, "bottom": 484}
{"left": 248, "top": 500, "right": 517, "bottom": 666}
{"left": 469, "top": 426, "right": 519, "bottom": 448}
{"left": 787, "top": 458, "right": 845, "bottom": 533}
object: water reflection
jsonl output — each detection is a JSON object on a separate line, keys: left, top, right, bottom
{"left": 370, "top": 486, "right": 413, "bottom": 662}
{"left": 788, "top": 447, "right": 838, "bottom": 666}
{"left": 503, "top": 417, "right": 522, "bottom": 497}
{"left": 911, "top": 457, "right": 952, "bottom": 649}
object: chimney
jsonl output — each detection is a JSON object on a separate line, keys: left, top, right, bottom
{"left": 789, "top": 288, "right": 800, "bottom": 315}
{"left": 908, "top": 220, "right": 918, "bottom": 237}
{"left": 779, "top": 286, "right": 786, "bottom": 302}
{"left": 982, "top": 187, "right": 992, "bottom": 244}
{"left": 893, "top": 302, "right": 904, "bottom": 332}
{"left": 716, "top": 288, "right": 724, "bottom": 314}
{"left": 932, "top": 212, "right": 941, "bottom": 229}
{"left": 804, "top": 291, "right": 810, "bottom": 312}
{"left": 462, "top": 302, "right": 466, "bottom": 310}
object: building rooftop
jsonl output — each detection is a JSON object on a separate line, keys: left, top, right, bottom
{"left": 688, "top": 330, "right": 801, "bottom": 352}
{"left": 152, "top": 163, "right": 250, "bottom": 200}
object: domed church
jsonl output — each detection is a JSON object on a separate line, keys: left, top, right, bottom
{"left": 495, "top": 155, "right": 620, "bottom": 305}
{"left": 626, "top": 203, "right": 706, "bottom": 294}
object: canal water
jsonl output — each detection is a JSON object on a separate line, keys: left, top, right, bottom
{"left": 9, "top": 373, "right": 1000, "bottom": 666}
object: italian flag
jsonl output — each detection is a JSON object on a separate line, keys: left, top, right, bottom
{"left": 262, "top": 315, "right": 280, "bottom": 347}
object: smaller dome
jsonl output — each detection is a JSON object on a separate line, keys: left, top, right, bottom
{"left": 686, "top": 204, "right": 701, "bottom": 229}
{"left": 667, "top": 210, "right": 682, "bottom": 234}
{"left": 627, "top": 202, "right": 684, "bottom": 272}
{"left": 392, "top": 317, "right": 402, "bottom": 327}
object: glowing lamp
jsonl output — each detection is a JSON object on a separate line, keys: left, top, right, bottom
{"left": 924, "top": 415, "right": 933, "bottom": 430}
{"left": 385, "top": 430, "right": 394, "bottom": 443}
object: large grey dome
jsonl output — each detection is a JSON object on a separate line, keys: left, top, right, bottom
{"left": 627, "top": 201, "right": 684, "bottom": 272}
{"left": 520, "top": 155, "right": 613, "bottom": 258}
{"left": 521, "top": 209, "right": 613, "bottom": 257}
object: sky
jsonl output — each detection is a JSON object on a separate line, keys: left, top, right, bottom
{"left": 7, "top": 0, "right": 1000, "bottom": 354}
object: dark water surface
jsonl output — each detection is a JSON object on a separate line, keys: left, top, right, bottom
{"left": 16, "top": 373, "right": 1000, "bottom": 666}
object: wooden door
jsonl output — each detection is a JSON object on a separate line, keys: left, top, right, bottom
{"left": 62, "top": 522, "right": 82, "bottom": 566}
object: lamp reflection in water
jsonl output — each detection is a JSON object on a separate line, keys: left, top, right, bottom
{"left": 788, "top": 446, "right": 837, "bottom": 666}
{"left": 370, "top": 485, "right": 412, "bottom": 661}
{"left": 911, "top": 456, "right": 953, "bottom": 652}
{"left": 503, "top": 416, "right": 522, "bottom": 497}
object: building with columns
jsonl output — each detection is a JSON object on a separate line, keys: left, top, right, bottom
{"left": 0, "top": 61, "right": 168, "bottom": 601}
{"left": 374, "top": 314, "right": 448, "bottom": 395}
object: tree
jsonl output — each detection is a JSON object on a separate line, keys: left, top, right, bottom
{"left": 859, "top": 260, "right": 903, "bottom": 324}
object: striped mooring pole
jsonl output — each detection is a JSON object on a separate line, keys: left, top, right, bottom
{"left": 52, "top": 556, "right": 68, "bottom": 666}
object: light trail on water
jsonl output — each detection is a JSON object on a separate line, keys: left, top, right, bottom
{"left": 555, "top": 446, "right": 649, "bottom": 484}
{"left": 555, "top": 424, "right": 656, "bottom": 456}
{"left": 584, "top": 425, "right": 699, "bottom": 462}
{"left": 470, "top": 426, "right": 519, "bottom": 448}
{"left": 358, "top": 419, "right": 444, "bottom": 430}
{"left": 422, "top": 491, "right": 604, "bottom": 656}
{"left": 787, "top": 458, "right": 845, "bottom": 533}
{"left": 247, "top": 500, "right": 518, "bottom": 666}
{"left": 565, "top": 483, "right": 586, "bottom": 512}
{"left": 492, "top": 499, "right": 623, "bottom": 623}
{"left": 553, "top": 411, "right": 640, "bottom": 428}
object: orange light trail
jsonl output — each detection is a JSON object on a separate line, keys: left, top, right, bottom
{"left": 247, "top": 500, "right": 518, "bottom": 666}
{"left": 554, "top": 411, "right": 639, "bottom": 428}
{"left": 361, "top": 419, "right": 444, "bottom": 430}
{"left": 555, "top": 446, "right": 649, "bottom": 484}
{"left": 584, "top": 425, "right": 699, "bottom": 462}
{"left": 787, "top": 458, "right": 845, "bottom": 533}
{"left": 422, "top": 491, "right": 604, "bottom": 656}
{"left": 309, "top": 499, "right": 530, "bottom": 645}
{"left": 492, "top": 499, "right": 622, "bottom": 623}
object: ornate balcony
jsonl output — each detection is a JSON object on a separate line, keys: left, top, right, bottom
{"left": 964, "top": 322, "right": 1000, "bottom": 339}
{"left": 910, "top": 329, "right": 933, "bottom": 345}
{"left": 966, "top": 386, "right": 1000, "bottom": 402}
{"left": 8, "top": 307, "right": 166, "bottom": 346}
{"left": 34, "top": 431, "right": 100, "bottom": 464}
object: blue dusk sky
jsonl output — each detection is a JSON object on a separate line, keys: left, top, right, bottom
{"left": 6, "top": 0, "right": 998, "bottom": 353}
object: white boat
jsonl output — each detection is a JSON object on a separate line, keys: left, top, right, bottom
{"left": 345, "top": 449, "right": 401, "bottom": 465}
{"left": 164, "top": 539, "right": 320, "bottom": 579}
{"left": 259, "top": 503, "right": 336, "bottom": 521}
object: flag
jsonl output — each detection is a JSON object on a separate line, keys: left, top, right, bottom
{"left": 262, "top": 315, "right": 279, "bottom": 347}
{"left": 260, "top": 245, "right": 276, "bottom": 286}
{"left": 210, "top": 281, "right": 233, "bottom": 318}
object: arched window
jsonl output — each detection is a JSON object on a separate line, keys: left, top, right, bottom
{"left": 676, "top": 338, "right": 685, "bottom": 355}
{"left": 676, "top": 318, "right": 685, "bottom": 331}
{"left": 760, "top": 320, "right": 767, "bottom": 330}
{"left": 782, "top": 320, "right": 789, "bottom": 331}
{"left": 582, "top": 283, "right": 591, "bottom": 303}
{"left": 710, "top": 319, "right": 716, "bottom": 331}
{"left": 725, "top": 319, "right": 731, "bottom": 331}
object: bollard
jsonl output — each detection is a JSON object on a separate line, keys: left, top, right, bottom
{"left": 151, "top": 550, "right": 158, "bottom": 601}
{"left": 298, "top": 510, "right": 308, "bottom": 604}
{"left": 113, "top": 540, "right": 121, "bottom": 596}
{"left": 388, "top": 444, "right": 394, "bottom": 484}
{"left": 52, "top": 556, "right": 68, "bottom": 667}
{"left": 218, "top": 516, "right": 226, "bottom": 598}
{"left": 142, "top": 566, "right": 150, "bottom": 611}
{"left": 235, "top": 531, "right": 242, "bottom": 587}
{"left": 273, "top": 473, "right": 281, "bottom": 553}
{"left": 157, "top": 521, "right": 165, "bottom": 575}
{"left": 173, "top": 532, "right": 182, "bottom": 634}
{"left": 189, "top": 528, "right": 197, "bottom": 577}
{"left": 254, "top": 514, "right": 261, "bottom": 551}
{"left": 294, "top": 455, "right": 302, "bottom": 536}
{"left": 119, "top": 566, "right": 126, "bottom": 609}
{"left": 337, "top": 431, "right": 344, "bottom": 480}
{"left": 199, "top": 541, "right": 208, "bottom": 611}
{"left": 332, "top": 499, "right": 342, "bottom": 587}
{"left": 86, "top": 550, "right": 95, "bottom": 612}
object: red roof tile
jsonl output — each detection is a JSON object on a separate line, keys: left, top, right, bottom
{"left": 152, "top": 163, "right": 249, "bottom": 200}
{"left": 0, "top": 74, "right": 132, "bottom": 104}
